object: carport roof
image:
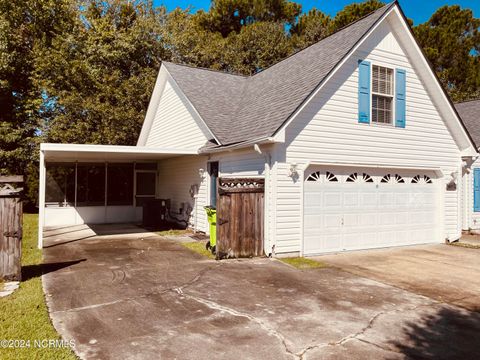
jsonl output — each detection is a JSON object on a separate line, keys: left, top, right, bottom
{"left": 41, "top": 143, "right": 198, "bottom": 162}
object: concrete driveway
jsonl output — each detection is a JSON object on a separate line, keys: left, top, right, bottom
{"left": 42, "top": 226, "right": 480, "bottom": 360}
{"left": 315, "top": 244, "right": 480, "bottom": 312}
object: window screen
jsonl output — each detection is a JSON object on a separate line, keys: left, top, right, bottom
{"left": 107, "top": 164, "right": 133, "bottom": 205}
{"left": 45, "top": 164, "right": 75, "bottom": 206}
{"left": 135, "top": 172, "right": 156, "bottom": 207}
{"left": 372, "top": 95, "right": 393, "bottom": 124}
{"left": 136, "top": 172, "right": 156, "bottom": 195}
{"left": 77, "top": 164, "right": 105, "bottom": 206}
{"left": 372, "top": 65, "right": 393, "bottom": 124}
{"left": 372, "top": 65, "right": 393, "bottom": 95}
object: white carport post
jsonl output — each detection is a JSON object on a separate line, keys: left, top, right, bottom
{"left": 38, "top": 149, "right": 46, "bottom": 249}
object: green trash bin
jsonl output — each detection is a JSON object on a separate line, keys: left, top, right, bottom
{"left": 204, "top": 206, "right": 216, "bottom": 253}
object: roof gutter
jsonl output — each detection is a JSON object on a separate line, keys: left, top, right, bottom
{"left": 199, "top": 136, "right": 278, "bottom": 154}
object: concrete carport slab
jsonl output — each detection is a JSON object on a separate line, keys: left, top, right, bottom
{"left": 42, "top": 226, "right": 480, "bottom": 360}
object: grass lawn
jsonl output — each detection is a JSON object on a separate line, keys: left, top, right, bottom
{"left": 0, "top": 214, "right": 77, "bottom": 360}
{"left": 155, "top": 229, "right": 191, "bottom": 236}
{"left": 279, "top": 257, "right": 328, "bottom": 270}
{"left": 181, "top": 241, "right": 216, "bottom": 259}
{"left": 449, "top": 242, "right": 480, "bottom": 250}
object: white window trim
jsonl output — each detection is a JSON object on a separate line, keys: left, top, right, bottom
{"left": 370, "top": 62, "right": 396, "bottom": 127}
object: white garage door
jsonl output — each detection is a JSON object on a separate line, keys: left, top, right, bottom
{"left": 303, "top": 167, "right": 441, "bottom": 255}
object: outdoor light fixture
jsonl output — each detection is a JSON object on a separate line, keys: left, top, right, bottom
{"left": 446, "top": 170, "right": 458, "bottom": 191}
{"left": 289, "top": 163, "right": 298, "bottom": 178}
{"left": 450, "top": 171, "right": 458, "bottom": 184}
{"left": 198, "top": 168, "right": 205, "bottom": 179}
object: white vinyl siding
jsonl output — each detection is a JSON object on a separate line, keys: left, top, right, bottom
{"left": 272, "top": 20, "right": 462, "bottom": 254}
{"left": 157, "top": 155, "right": 209, "bottom": 232}
{"left": 210, "top": 148, "right": 268, "bottom": 177}
{"left": 145, "top": 80, "right": 209, "bottom": 150}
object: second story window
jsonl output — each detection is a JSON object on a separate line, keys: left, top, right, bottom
{"left": 372, "top": 65, "right": 393, "bottom": 124}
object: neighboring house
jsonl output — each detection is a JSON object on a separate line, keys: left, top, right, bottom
{"left": 455, "top": 99, "right": 480, "bottom": 231}
{"left": 38, "top": 2, "right": 478, "bottom": 256}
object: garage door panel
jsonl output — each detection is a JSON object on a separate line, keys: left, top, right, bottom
{"left": 359, "top": 213, "right": 376, "bottom": 226}
{"left": 343, "top": 192, "right": 359, "bottom": 206}
{"left": 304, "top": 234, "right": 341, "bottom": 253}
{"left": 379, "top": 192, "right": 395, "bottom": 207}
{"left": 360, "top": 193, "right": 377, "bottom": 207}
{"left": 343, "top": 212, "right": 377, "bottom": 227}
{"left": 378, "top": 212, "right": 395, "bottom": 225}
{"left": 399, "top": 230, "right": 411, "bottom": 243}
{"left": 394, "top": 193, "right": 409, "bottom": 206}
{"left": 303, "top": 214, "right": 323, "bottom": 233}
{"left": 324, "top": 214, "right": 342, "bottom": 229}
{"left": 395, "top": 212, "right": 409, "bottom": 225}
{"left": 324, "top": 192, "right": 342, "bottom": 207}
{"left": 303, "top": 167, "right": 440, "bottom": 255}
{"left": 343, "top": 213, "right": 358, "bottom": 226}
{"left": 304, "top": 191, "right": 322, "bottom": 208}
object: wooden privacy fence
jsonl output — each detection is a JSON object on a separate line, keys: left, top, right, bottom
{"left": 0, "top": 176, "right": 23, "bottom": 281}
{"left": 217, "top": 178, "right": 264, "bottom": 259}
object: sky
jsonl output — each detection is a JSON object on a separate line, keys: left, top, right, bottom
{"left": 152, "top": 0, "right": 480, "bottom": 25}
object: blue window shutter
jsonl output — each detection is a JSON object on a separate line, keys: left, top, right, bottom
{"left": 358, "top": 60, "right": 371, "bottom": 124}
{"left": 395, "top": 69, "right": 406, "bottom": 128}
{"left": 474, "top": 169, "right": 480, "bottom": 212}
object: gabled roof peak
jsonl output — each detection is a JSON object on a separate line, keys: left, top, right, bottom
{"left": 162, "top": 2, "right": 396, "bottom": 145}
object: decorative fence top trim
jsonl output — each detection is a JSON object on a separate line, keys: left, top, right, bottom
{"left": 218, "top": 178, "right": 265, "bottom": 194}
{"left": 0, "top": 176, "right": 23, "bottom": 183}
{"left": 0, "top": 176, "right": 24, "bottom": 197}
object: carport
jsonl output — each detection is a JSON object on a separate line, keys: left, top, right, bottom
{"left": 38, "top": 143, "right": 198, "bottom": 248}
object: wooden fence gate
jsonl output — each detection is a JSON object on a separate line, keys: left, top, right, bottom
{"left": 0, "top": 176, "right": 23, "bottom": 281}
{"left": 217, "top": 178, "right": 264, "bottom": 258}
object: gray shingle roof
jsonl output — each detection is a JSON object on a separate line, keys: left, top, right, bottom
{"left": 455, "top": 100, "right": 480, "bottom": 147}
{"left": 163, "top": 2, "right": 395, "bottom": 146}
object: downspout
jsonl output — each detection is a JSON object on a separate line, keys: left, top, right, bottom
{"left": 254, "top": 144, "right": 274, "bottom": 257}
{"left": 461, "top": 155, "right": 478, "bottom": 232}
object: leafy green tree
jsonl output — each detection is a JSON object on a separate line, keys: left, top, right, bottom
{"left": 163, "top": 8, "right": 226, "bottom": 70}
{"left": 0, "top": 0, "right": 75, "bottom": 207}
{"left": 201, "top": 0, "right": 301, "bottom": 37}
{"left": 223, "top": 21, "right": 293, "bottom": 75}
{"left": 36, "top": 0, "right": 169, "bottom": 145}
{"left": 331, "top": 0, "right": 384, "bottom": 31}
{"left": 291, "top": 8, "right": 331, "bottom": 50}
{"left": 164, "top": 1, "right": 299, "bottom": 75}
{"left": 414, "top": 5, "right": 480, "bottom": 102}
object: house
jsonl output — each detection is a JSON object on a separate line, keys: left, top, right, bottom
{"left": 38, "top": 2, "right": 478, "bottom": 257}
{"left": 456, "top": 99, "right": 480, "bottom": 231}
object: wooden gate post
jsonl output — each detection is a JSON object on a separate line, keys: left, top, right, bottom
{"left": 0, "top": 176, "right": 23, "bottom": 281}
